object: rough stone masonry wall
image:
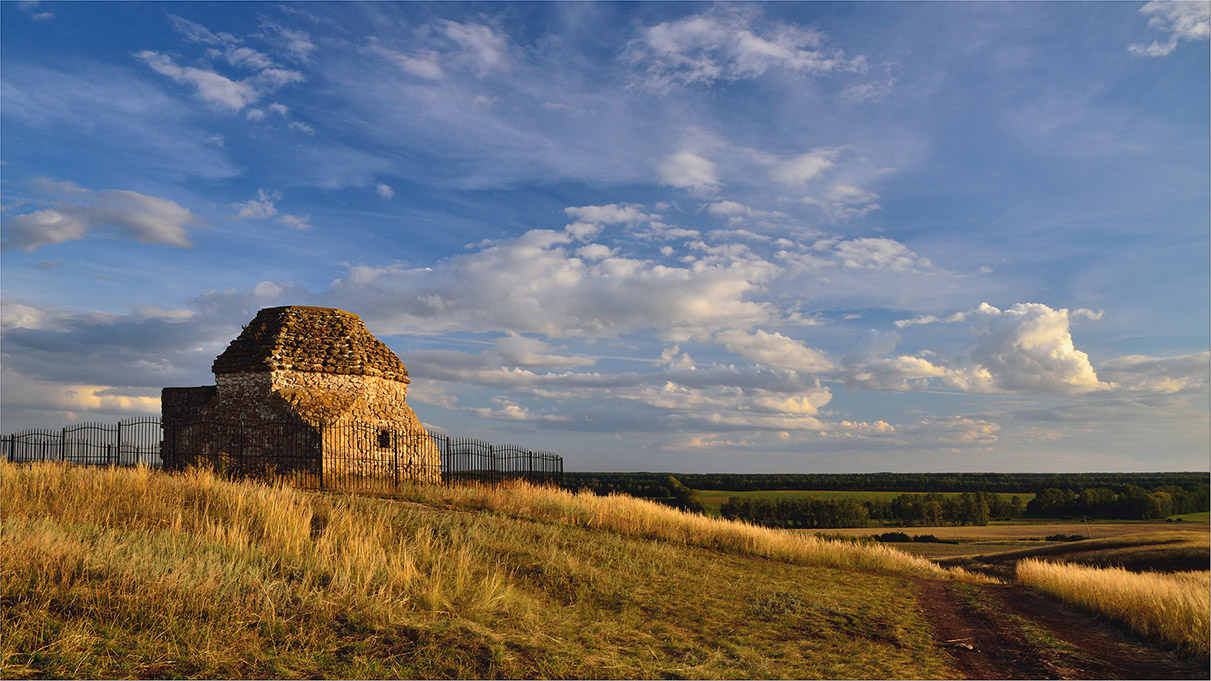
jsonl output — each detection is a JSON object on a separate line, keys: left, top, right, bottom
{"left": 207, "top": 370, "right": 439, "bottom": 483}
{"left": 212, "top": 306, "right": 411, "bottom": 383}
{"left": 270, "top": 371, "right": 439, "bottom": 484}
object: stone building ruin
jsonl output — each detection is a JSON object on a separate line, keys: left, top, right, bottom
{"left": 161, "top": 305, "right": 440, "bottom": 482}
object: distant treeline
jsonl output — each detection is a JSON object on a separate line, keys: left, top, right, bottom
{"left": 721, "top": 492, "right": 1012, "bottom": 528}
{"left": 721, "top": 485, "right": 1208, "bottom": 528}
{"left": 563, "top": 472, "right": 1209, "bottom": 527}
{"left": 1027, "top": 485, "right": 1207, "bottom": 520}
{"left": 564, "top": 471, "right": 1209, "bottom": 495}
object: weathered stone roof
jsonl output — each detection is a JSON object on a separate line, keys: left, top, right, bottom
{"left": 212, "top": 306, "right": 410, "bottom": 383}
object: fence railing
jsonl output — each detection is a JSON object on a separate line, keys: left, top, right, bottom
{"left": 2, "top": 417, "right": 562, "bottom": 490}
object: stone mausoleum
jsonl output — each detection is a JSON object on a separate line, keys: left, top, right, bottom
{"left": 161, "top": 305, "right": 440, "bottom": 482}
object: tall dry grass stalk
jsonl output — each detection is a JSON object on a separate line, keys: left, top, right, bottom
{"left": 1016, "top": 558, "right": 1210, "bottom": 658}
{"left": 0, "top": 463, "right": 515, "bottom": 632}
{"left": 391, "top": 478, "right": 969, "bottom": 580}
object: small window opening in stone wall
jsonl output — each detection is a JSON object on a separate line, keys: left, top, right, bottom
{"left": 377, "top": 429, "right": 392, "bottom": 449}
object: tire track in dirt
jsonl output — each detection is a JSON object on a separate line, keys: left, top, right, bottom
{"left": 912, "top": 578, "right": 1206, "bottom": 679}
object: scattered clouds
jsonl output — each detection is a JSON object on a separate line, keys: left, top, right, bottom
{"left": 627, "top": 11, "right": 864, "bottom": 91}
{"left": 564, "top": 203, "right": 656, "bottom": 225}
{"left": 138, "top": 15, "right": 305, "bottom": 113}
{"left": 261, "top": 21, "right": 317, "bottom": 61}
{"left": 894, "top": 312, "right": 968, "bottom": 328}
{"left": 841, "top": 77, "right": 897, "bottom": 103}
{"left": 658, "top": 151, "right": 721, "bottom": 195}
{"left": 167, "top": 14, "right": 237, "bottom": 47}
{"left": 1128, "top": 1, "right": 1210, "bottom": 57}
{"left": 233, "top": 188, "right": 280, "bottom": 219}
{"left": 801, "top": 183, "right": 881, "bottom": 221}
{"left": 771, "top": 148, "right": 839, "bottom": 186}
{"left": 278, "top": 214, "right": 312, "bottom": 230}
{"left": 231, "top": 190, "right": 309, "bottom": 229}
{"left": 326, "top": 212, "right": 780, "bottom": 340}
{"left": 704, "top": 200, "right": 789, "bottom": 226}
{"left": 376, "top": 46, "right": 445, "bottom": 80}
{"left": 832, "top": 237, "right": 933, "bottom": 272}
{"left": 373, "top": 20, "right": 507, "bottom": 82}
{"left": 3, "top": 5, "right": 1206, "bottom": 468}
{"left": 715, "top": 328, "right": 835, "bottom": 373}
{"left": 16, "top": 1, "right": 54, "bottom": 22}
{"left": 3, "top": 181, "right": 197, "bottom": 251}
{"left": 0, "top": 284, "right": 303, "bottom": 427}
{"left": 1097, "top": 352, "right": 1209, "bottom": 394}
{"left": 135, "top": 51, "right": 259, "bottom": 111}
{"left": 440, "top": 20, "right": 509, "bottom": 74}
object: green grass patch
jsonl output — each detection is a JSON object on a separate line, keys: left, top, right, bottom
{"left": 1168, "top": 511, "right": 1210, "bottom": 522}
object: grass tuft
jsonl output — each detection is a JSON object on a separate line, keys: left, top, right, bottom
{"left": 1016, "top": 558, "right": 1210, "bottom": 659}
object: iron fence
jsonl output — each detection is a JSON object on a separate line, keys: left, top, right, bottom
{"left": 1, "top": 418, "right": 163, "bottom": 467}
{"left": 2, "top": 417, "right": 562, "bottom": 490}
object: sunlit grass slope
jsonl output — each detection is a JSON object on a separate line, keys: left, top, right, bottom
{"left": 2, "top": 463, "right": 959, "bottom": 679}
{"left": 1017, "top": 559, "right": 1210, "bottom": 659}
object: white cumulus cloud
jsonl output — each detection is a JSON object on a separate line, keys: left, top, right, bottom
{"left": 966, "top": 302, "right": 1111, "bottom": 394}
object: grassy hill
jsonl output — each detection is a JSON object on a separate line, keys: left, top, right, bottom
{"left": 2, "top": 462, "right": 968, "bottom": 679}
{"left": 5, "top": 463, "right": 1206, "bottom": 679}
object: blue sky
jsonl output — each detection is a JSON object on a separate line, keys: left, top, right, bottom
{"left": 2, "top": 1, "right": 1208, "bottom": 473}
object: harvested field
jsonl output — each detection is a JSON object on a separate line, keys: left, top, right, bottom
{"left": 818, "top": 520, "right": 1208, "bottom": 542}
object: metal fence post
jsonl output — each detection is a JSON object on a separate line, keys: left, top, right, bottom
{"left": 318, "top": 424, "right": 326, "bottom": 489}
{"left": 115, "top": 421, "right": 123, "bottom": 467}
{"left": 60, "top": 427, "right": 66, "bottom": 462}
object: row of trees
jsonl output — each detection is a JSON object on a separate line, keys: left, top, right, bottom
{"left": 721, "top": 484, "right": 1209, "bottom": 529}
{"left": 1027, "top": 485, "right": 1208, "bottom": 520}
{"left": 720, "top": 492, "right": 1008, "bottom": 529}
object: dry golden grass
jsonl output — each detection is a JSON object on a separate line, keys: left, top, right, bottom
{"left": 1, "top": 462, "right": 969, "bottom": 678}
{"left": 386, "top": 477, "right": 988, "bottom": 581}
{"left": 1016, "top": 558, "right": 1210, "bottom": 658}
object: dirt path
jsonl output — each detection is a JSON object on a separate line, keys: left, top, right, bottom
{"left": 913, "top": 578, "right": 1207, "bottom": 679}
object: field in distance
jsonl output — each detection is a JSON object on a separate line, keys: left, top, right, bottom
{"left": 823, "top": 523, "right": 1210, "bottom": 577}
{"left": 821, "top": 520, "right": 1208, "bottom": 542}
